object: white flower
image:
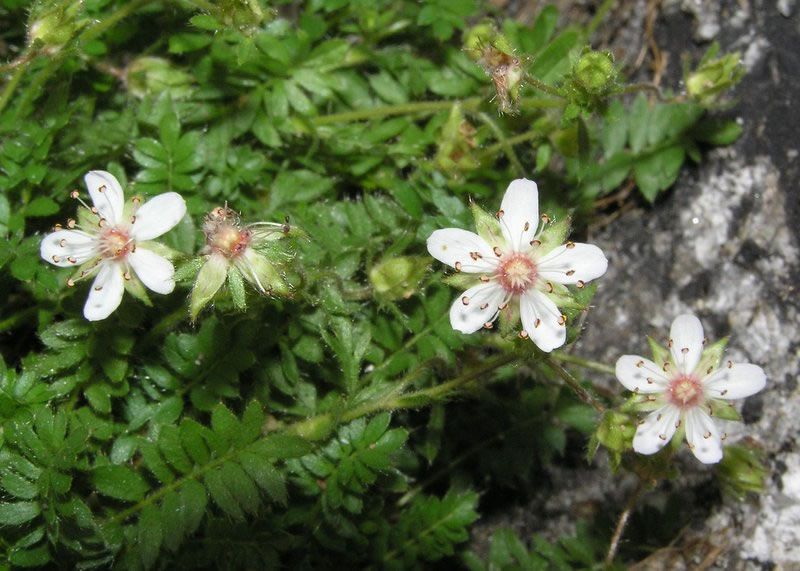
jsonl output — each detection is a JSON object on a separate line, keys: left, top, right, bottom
{"left": 616, "top": 314, "right": 767, "bottom": 464}
{"left": 426, "top": 178, "right": 608, "bottom": 352}
{"left": 40, "top": 170, "right": 186, "bottom": 321}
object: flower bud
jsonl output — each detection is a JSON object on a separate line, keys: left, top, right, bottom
{"left": 562, "top": 50, "right": 619, "bottom": 113}
{"left": 716, "top": 442, "right": 767, "bottom": 500}
{"left": 573, "top": 51, "right": 617, "bottom": 96}
{"left": 369, "top": 256, "right": 428, "bottom": 301}
{"left": 434, "top": 105, "right": 479, "bottom": 176}
{"left": 686, "top": 45, "right": 743, "bottom": 105}
{"left": 28, "top": 1, "right": 83, "bottom": 51}
{"left": 126, "top": 57, "right": 194, "bottom": 100}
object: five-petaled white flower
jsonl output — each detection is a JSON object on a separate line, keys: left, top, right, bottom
{"left": 616, "top": 313, "right": 766, "bottom": 464}
{"left": 40, "top": 170, "right": 186, "bottom": 321}
{"left": 426, "top": 178, "right": 608, "bottom": 352}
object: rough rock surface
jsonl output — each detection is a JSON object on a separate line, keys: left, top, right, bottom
{"left": 473, "top": 0, "right": 800, "bottom": 567}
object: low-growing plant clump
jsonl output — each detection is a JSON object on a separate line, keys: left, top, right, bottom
{"left": 0, "top": 0, "right": 764, "bottom": 569}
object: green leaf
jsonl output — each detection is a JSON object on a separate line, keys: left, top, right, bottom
{"left": 0, "top": 501, "right": 40, "bottom": 525}
{"left": 24, "top": 197, "right": 59, "bottom": 217}
{"left": 633, "top": 145, "right": 685, "bottom": 201}
{"left": 270, "top": 170, "right": 334, "bottom": 211}
{"left": 91, "top": 465, "right": 149, "bottom": 502}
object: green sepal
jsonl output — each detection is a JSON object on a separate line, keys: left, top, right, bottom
{"left": 591, "top": 410, "right": 636, "bottom": 468}
{"left": 240, "top": 249, "right": 290, "bottom": 296}
{"left": 190, "top": 255, "right": 228, "bottom": 321}
{"left": 228, "top": 267, "right": 247, "bottom": 311}
{"left": 123, "top": 274, "right": 152, "bottom": 306}
{"left": 174, "top": 257, "right": 205, "bottom": 283}
{"left": 442, "top": 273, "right": 480, "bottom": 290}
{"left": 138, "top": 241, "right": 181, "bottom": 261}
{"left": 470, "top": 203, "right": 504, "bottom": 248}
{"left": 696, "top": 336, "right": 729, "bottom": 376}
{"left": 647, "top": 336, "right": 671, "bottom": 369}
{"left": 620, "top": 393, "right": 663, "bottom": 413}
{"left": 497, "top": 303, "right": 519, "bottom": 337}
{"left": 706, "top": 398, "right": 741, "bottom": 421}
{"left": 534, "top": 214, "right": 571, "bottom": 257}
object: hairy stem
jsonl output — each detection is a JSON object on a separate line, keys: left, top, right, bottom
{"left": 606, "top": 480, "right": 646, "bottom": 565}
{"left": 546, "top": 357, "right": 606, "bottom": 412}
{"left": 312, "top": 96, "right": 562, "bottom": 125}
{"left": 550, "top": 351, "right": 615, "bottom": 375}
{"left": 476, "top": 111, "right": 525, "bottom": 176}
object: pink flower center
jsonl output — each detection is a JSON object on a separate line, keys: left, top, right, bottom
{"left": 496, "top": 253, "right": 537, "bottom": 295}
{"left": 667, "top": 374, "right": 704, "bottom": 409}
{"left": 210, "top": 225, "right": 251, "bottom": 259}
{"left": 99, "top": 228, "right": 132, "bottom": 260}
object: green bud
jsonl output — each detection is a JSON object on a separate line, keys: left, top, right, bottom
{"left": 28, "top": 1, "right": 83, "bottom": 51}
{"left": 126, "top": 57, "right": 194, "bottom": 100}
{"left": 595, "top": 410, "right": 637, "bottom": 453}
{"left": 717, "top": 442, "right": 767, "bottom": 500}
{"left": 434, "top": 105, "right": 480, "bottom": 176}
{"left": 368, "top": 256, "right": 428, "bottom": 301}
{"left": 573, "top": 51, "right": 617, "bottom": 96}
{"left": 686, "top": 45, "right": 744, "bottom": 105}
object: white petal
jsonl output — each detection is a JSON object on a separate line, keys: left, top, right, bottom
{"left": 40, "top": 230, "right": 97, "bottom": 267}
{"left": 128, "top": 248, "right": 175, "bottom": 295}
{"left": 537, "top": 243, "right": 608, "bottom": 285}
{"left": 449, "top": 282, "right": 506, "bottom": 334}
{"left": 703, "top": 363, "right": 766, "bottom": 400}
{"left": 499, "top": 178, "right": 538, "bottom": 252}
{"left": 519, "top": 290, "right": 566, "bottom": 353}
{"left": 632, "top": 405, "right": 681, "bottom": 455}
{"left": 615, "top": 355, "right": 670, "bottom": 394}
{"left": 130, "top": 192, "right": 187, "bottom": 241}
{"left": 669, "top": 314, "right": 705, "bottom": 374}
{"left": 427, "top": 228, "right": 498, "bottom": 273}
{"left": 85, "top": 171, "right": 125, "bottom": 226}
{"left": 83, "top": 263, "right": 125, "bottom": 321}
{"left": 685, "top": 408, "right": 723, "bottom": 464}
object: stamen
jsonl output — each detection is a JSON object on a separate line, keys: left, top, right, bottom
{"left": 519, "top": 330, "right": 528, "bottom": 339}
{"left": 658, "top": 434, "right": 667, "bottom": 440}
{"left": 493, "top": 246, "right": 502, "bottom": 257}
{"left": 534, "top": 318, "right": 541, "bottom": 328}
{"left": 461, "top": 296, "right": 470, "bottom": 306}
{"left": 479, "top": 303, "right": 489, "bottom": 310}
{"left": 540, "top": 213, "right": 550, "bottom": 223}
{"left": 727, "top": 360, "right": 733, "bottom": 369}
{"left": 703, "top": 431, "right": 711, "bottom": 439}
{"left": 675, "top": 419, "right": 682, "bottom": 428}
{"left": 67, "top": 219, "right": 76, "bottom": 228}
{"left": 529, "top": 239, "right": 541, "bottom": 247}
{"left": 576, "top": 280, "right": 585, "bottom": 288}
{"left": 546, "top": 282, "right": 554, "bottom": 293}
{"left": 455, "top": 261, "right": 462, "bottom": 272}
{"left": 498, "top": 302, "right": 508, "bottom": 310}
{"left": 123, "top": 272, "right": 132, "bottom": 281}
{"left": 52, "top": 255, "right": 60, "bottom": 263}
{"left": 565, "top": 241, "right": 575, "bottom": 249}
{"left": 523, "top": 221, "right": 530, "bottom": 231}
{"left": 67, "top": 256, "right": 77, "bottom": 264}
{"left": 495, "top": 209, "right": 504, "bottom": 219}
{"left": 469, "top": 251, "right": 482, "bottom": 261}
{"left": 681, "top": 347, "right": 689, "bottom": 354}
{"left": 480, "top": 276, "right": 490, "bottom": 283}
{"left": 565, "top": 269, "right": 575, "bottom": 276}
{"left": 94, "top": 285, "right": 103, "bottom": 291}
{"left": 67, "top": 279, "right": 75, "bottom": 287}
{"left": 558, "top": 314, "right": 567, "bottom": 325}
{"left": 636, "top": 360, "right": 644, "bottom": 368}
{"left": 483, "top": 322, "right": 493, "bottom": 329}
